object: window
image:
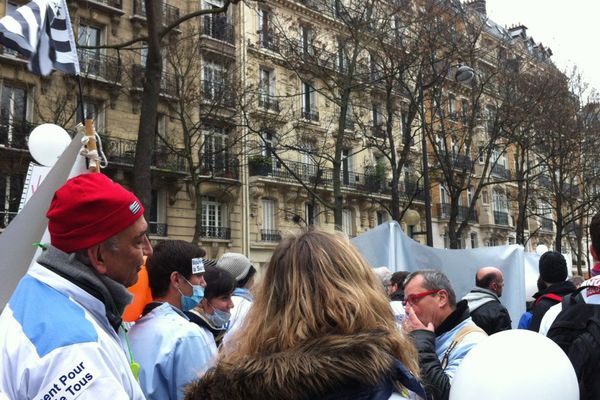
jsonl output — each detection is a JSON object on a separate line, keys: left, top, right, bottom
{"left": 467, "top": 186, "right": 474, "bottom": 206}
{"left": 78, "top": 24, "right": 102, "bottom": 76}
{"left": 370, "top": 52, "right": 381, "bottom": 81}
{"left": 341, "top": 148, "right": 354, "bottom": 185}
{"left": 0, "top": 174, "right": 23, "bottom": 228}
{"left": 149, "top": 189, "right": 168, "bottom": 236}
{"left": 261, "top": 199, "right": 279, "bottom": 241}
{"left": 76, "top": 100, "right": 104, "bottom": 133}
{"left": 448, "top": 93, "right": 456, "bottom": 120}
{"left": 203, "top": 61, "right": 226, "bottom": 101}
{"left": 377, "top": 211, "right": 387, "bottom": 225}
{"left": 461, "top": 98, "right": 469, "bottom": 123}
{"left": 342, "top": 208, "right": 353, "bottom": 236}
{"left": 201, "top": 196, "right": 229, "bottom": 239}
{"left": 337, "top": 38, "right": 347, "bottom": 73}
{"left": 301, "top": 80, "right": 317, "bottom": 120}
{"left": 300, "top": 25, "right": 313, "bottom": 55}
{"left": 440, "top": 185, "right": 448, "bottom": 204}
{"left": 259, "top": 67, "right": 277, "bottom": 110}
{"left": 260, "top": 130, "right": 274, "bottom": 158}
{"left": 470, "top": 232, "right": 478, "bottom": 248}
{"left": 492, "top": 190, "right": 509, "bottom": 225}
{"left": 258, "top": 9, "right": 273, "bottom": 49}
{"left": 203, "top": 127, "right": 229, "bottom": 172}
{"left": 486, "top": 105, "right": 496, "bottom": 133}
{"left": 0, "top": 83, "right": 27, "bottom": 148}
{"left": 305, "top": 202, "right": 319, "bottom": 226}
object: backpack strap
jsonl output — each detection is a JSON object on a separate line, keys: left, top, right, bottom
{"left": 534, "top": 293, "right": 563, "bottom": 306}
{"left": 440, "top": 324, "right": 485, "bottom": 370}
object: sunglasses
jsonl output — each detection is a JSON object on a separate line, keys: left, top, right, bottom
{"left": 403, "top": 289, "right": 441, "bottom": 307}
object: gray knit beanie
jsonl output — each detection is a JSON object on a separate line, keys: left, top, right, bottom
{"left": 217, "top": 253, "right": 252, "bottom": 282}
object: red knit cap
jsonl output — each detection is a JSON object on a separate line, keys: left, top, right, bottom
{"left": 47, "top": 173, "right": 145, "bottom": 253}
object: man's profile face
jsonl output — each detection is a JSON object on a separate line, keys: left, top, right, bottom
{"left": 403, "top": 275, "right": 443, "bottom": 328}
{"left": 100, "top": 216, "right": 153, "bottom": 287}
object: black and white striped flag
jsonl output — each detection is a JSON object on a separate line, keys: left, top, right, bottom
{"left": 0, "top": 0, "right": 79, "bottom": 76}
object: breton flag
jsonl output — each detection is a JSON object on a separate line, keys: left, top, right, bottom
{"left": 0, "top": 0, "right": 79, "bottom": 76}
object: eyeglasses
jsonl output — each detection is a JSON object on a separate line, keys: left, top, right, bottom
{"left": 403, "top": 289, "right": 441, "bottom": 307}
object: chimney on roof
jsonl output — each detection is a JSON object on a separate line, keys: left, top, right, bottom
{"left": 465, "top": 0, "right": 486, "bottom": 16}
{"left": 508, "top": 24, "right": 528, "bottom": 36}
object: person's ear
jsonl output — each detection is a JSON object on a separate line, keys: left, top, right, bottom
{"left": 87, "top": 245, "right": 107, "bottom": 275}
{"left": 437, "top": 289, "right": 449, "bottom": 307}
{"left": 170, "top": 271, "right": 180, "bottom": 289}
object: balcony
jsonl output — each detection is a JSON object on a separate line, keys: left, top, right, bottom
{"left": 132, "top": 0, "right": 180, "bottom": 26}
{"left": 301, "top": 109, "right": 320, "bottom": 122}
{"left": 100, "top": 135, "right": 188, "bottom": 173}
{"left": 78, "top": 0, "right": 124, "bottom": 14}
{"left": 258, "top": 30, "right": 279, "bottom": 52}
{"left": 248, "top": 158, "right": 421, "bottom": 198}
{"left": 0, "top": 120, "right": 33, "bottom": 150}
{"left": 260, "top": 229, "right": 281, "bottom": 242}
{"left": 202, "top": 15, "right": 234, "bottom": 44}
{"left": 0, "top": 210, "right": 17, "bottom": 229}
{"left": 78, "top": 50, "right": 121, "bottom": 82}
{"left": 438, "top": 151, "right": 472, "bottom": 170}
{"left": 202, "top": 80, "right": 235, "bottom": 107}
{"left": 493, "top": 210, "right": 509, "bottom": 226}
{"left": 258, "top": 95, "right": 280, "bottom": 112}
{"left": 200, "top": 225, "right": 231, "bottom": 240}
{"left": 540, "top": 217, "right": 553, "bottom": 232}
{"left": 438, "top": 203, "right": 478, "bottom": 222}
{"left": 149, "top": 222, "right": 168, "bottom": 237}
{"left": 201, "top": 155, "right": 239, "bottom": 180}
{"left": 491, "top": 164, "right": 511, "bottom": 180}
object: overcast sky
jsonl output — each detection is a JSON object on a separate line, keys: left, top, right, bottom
{"left": 485, "top": 0, "right": 600, "bottom": 95}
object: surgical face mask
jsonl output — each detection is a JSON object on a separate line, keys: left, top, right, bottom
{"left": 178, "top": 276, "right": 205, "bottom": 312}
{"left": 207, "top": 308, "right": 231, "bottom": 328}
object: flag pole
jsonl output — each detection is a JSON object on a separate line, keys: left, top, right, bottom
{"left": 77, "top": 75, "right": 85, "bottom": 122}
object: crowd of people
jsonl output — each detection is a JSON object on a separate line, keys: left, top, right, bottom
{"left": 0, "top": 173, "right": 599, "bottom": 399}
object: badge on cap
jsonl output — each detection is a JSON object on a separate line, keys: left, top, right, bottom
{"left": 192, "top": 258, "right": 205, "bottom": 274}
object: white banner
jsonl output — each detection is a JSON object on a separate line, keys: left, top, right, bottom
{"left": 352, "top": 221, "right": 543, "bottom": 328}
{"left": 0, "top": 133, "right": 86, "bottom": 308}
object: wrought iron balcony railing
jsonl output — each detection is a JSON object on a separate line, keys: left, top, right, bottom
{"left": 258, "top": 95, "right": 280, "bottom": 112}
{"left": 200, "top": 225, "right": 231, "bottom": 240}
{"left": 78, "top": 49, "right": 121, "bottom": 82}
{"left": 301, "top": 109, "right": 319, "bottom": 122}
{"left": 258, "top": 30, "right": 279, "bottom": 52}
{"left": 203, "top": 15, "right": 234, "bottom": 44}
{"left": 439, "top": 203, "right": 478, "bottom": 222}
{"left": 491, "top": 164, "right": 512, "bottom": 180}
{"left": 100, "top": 135, "right": 188, "bottom": 173}
{"left": 0, "top": 210, "right": 17, "bottom": 229}
{"left": 260, "top": 229, "right": 281, "bottom": 242}
{"left": 87, "top": 0, "right": 123, "bottom": 9}
{"left": 0, "top": 120, "right": 33, "bottom": 149}
{"left": 201, "top": 155, "right": 239, "bottom": 179}
{"left": 149, "top": 222, "right": 168, "bottom": 237}
{"left": 133, "top": 0, "right": 180, "bottom": 26}
{"left": 438, "top": 151, "right": 472, "bottom": 170}
{"left": 202, "top": 80, "right": 235, "bottom": 107}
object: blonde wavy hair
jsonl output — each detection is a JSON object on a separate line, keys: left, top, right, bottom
{"left": 223, "top": 229, "right": 419, "bottom": 375}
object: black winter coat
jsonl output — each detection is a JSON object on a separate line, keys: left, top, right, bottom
{"left": 469, "top": 299, "right": 512, "bottom": 335}
{"left": 529, "top": 280, "right": 576, "bottom": 332}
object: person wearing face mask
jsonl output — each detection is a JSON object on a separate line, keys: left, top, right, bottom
{"left": 129, "top": 240, "right": 217, "bottom": 400}
{"left": 186, "top": 266, "right": 236, "bottom": 347}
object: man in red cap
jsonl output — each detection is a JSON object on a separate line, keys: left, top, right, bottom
{"left": 0, "top": 173, "right": 153, "bottom": 399}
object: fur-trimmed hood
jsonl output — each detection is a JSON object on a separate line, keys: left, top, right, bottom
{"left": 185, "top": 331, "right": 426, "bottom": 400}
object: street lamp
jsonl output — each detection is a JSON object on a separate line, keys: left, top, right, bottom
{"left": 419, "top": 63, "right": 475, "bottom": 247}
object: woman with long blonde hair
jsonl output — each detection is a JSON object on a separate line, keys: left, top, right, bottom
{"left": 185, "top": 229, "right": 427, "bottom": 400}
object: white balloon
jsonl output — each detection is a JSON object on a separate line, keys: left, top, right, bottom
{"left": 28, "top": 124, "right": 71, "bottom": 167}
{"left": 449, "top": 329, "right": 579, "bottom": 400}
{"left": 536, "top": 244, "right": 550, "bottom": 255}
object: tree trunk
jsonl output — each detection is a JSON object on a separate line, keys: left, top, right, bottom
{"left": 133, "top": 0, "right": 163, "bottom": 217}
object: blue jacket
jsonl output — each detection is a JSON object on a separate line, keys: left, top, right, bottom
{"left": 129, "top": 303, "right": 217, "bottom": 400}
{"left": 411, "top": 300, "right": 487, "bottom": 400}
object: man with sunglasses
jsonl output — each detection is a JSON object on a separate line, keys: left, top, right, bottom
{"left": 403, "top": 270, "right": 487, "bottom": 400}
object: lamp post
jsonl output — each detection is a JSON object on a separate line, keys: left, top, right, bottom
{"left": 419, "top": 63, "right": 475, "bottom": 247}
